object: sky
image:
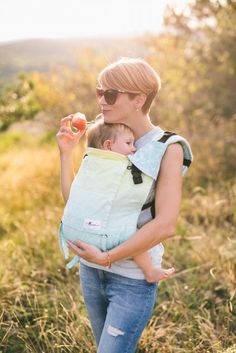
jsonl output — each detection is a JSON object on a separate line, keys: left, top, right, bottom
{"left": 0, "top": 0, "right": 190, "bottom": 43}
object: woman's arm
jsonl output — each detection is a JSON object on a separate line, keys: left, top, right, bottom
{"left": 68, "top": 142, "right": 184, "bottom": 265}
{"left": 59, "top": 151, "right": 75, "bottom": 203}
{"left": 56, "top": 114, "right": 86, "bottom": 203}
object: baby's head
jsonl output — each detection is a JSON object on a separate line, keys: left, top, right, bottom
{"left": 87, "top": 117, "right": 136, "bottom": 156}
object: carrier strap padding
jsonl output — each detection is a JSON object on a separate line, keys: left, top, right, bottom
{"left": 159, "top": 131, "right": 192, "bottom": 168}
{"left": 158, "top": 131, "right": 177, "bottom": 143}
{"left": 183, "top": 158, "right": 191, "bottom": 167}
{"left": 140, "top": 129, "right": 169, "bottom": 213}
{"left": 141, "top": 131, "right": 192, "bottom": 218}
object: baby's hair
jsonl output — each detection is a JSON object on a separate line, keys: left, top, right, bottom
{"left": 87, "top": 116, "right": 134, "bottom": 149}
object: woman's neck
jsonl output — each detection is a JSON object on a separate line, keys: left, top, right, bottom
{"left": 126, "top": 114, "right": 156, "bottom": 140}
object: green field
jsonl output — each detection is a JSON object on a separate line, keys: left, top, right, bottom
{"left": 0, "top": 131, "right": 235, "bottom": 353}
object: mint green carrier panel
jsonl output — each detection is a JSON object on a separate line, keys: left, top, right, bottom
{"left": 59, "top": 133, "right": 193, "bottom": 265}
{"left": 60, "top": 148, "right": 154, "bottom": 257}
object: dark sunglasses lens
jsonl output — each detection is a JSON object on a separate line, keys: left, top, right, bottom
{"left": 96, "top": 88, "right": 104, "bottom": 99}
{"left": 96, "top": 89, "right": 118, "bottom": 105}
{"left": 104, "top": 90, "right": 118, "bottom": 105}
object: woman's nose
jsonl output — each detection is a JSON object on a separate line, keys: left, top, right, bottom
{"left": 99, "top": 95, "right": 107, "bottom": 105}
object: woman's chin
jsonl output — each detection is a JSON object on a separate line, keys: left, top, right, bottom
{"left": 103, "top": 112, "right": 116, "bottom": 123}
{"left": 101, "top": 110, "right": 110, "bottom": 120}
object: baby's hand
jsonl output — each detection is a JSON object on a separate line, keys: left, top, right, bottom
{"left": 145, "top": 267, "right": 175, "bottom": 283}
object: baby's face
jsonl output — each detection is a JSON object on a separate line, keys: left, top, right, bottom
{"left": 111, "top": 131, "right": 136, "bottom": 155}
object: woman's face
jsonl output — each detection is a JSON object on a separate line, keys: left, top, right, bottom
{"left": 97, "top": 86, "right": 137, "bottom": 125}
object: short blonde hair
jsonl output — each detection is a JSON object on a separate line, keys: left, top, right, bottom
{"left": 98, "top": 57, "right": 161, "bottom": 114}
{"left": 87, "top": 115, "right": 134, "bottom": 149}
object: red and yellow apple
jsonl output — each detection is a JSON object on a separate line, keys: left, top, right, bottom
{"left": 71, "top": 113, "right": 87, "bottom": 131}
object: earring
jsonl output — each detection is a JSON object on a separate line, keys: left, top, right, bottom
{"left": 136, "top": 108, "right": 139, "bottom": 112}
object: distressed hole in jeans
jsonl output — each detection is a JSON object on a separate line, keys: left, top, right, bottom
{"left": 107, "top": 325, "right": 125, "bottom": 337}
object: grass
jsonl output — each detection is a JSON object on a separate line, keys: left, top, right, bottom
{"left": 0, "top": 131, "right": 235, "bottom": 353}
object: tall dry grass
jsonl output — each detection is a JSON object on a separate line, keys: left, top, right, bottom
{"left": 0, "top": 131, "right": 235, "bottom": 353}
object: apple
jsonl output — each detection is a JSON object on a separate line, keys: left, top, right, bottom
{"left": 71, "top": 113, "right": 87, "bottom": 131}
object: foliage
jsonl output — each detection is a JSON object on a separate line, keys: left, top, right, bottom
{"left": 142, "top": 0, "right": 236, "bottom": 186}
{"left": 162, "top": 0, "right": 236, "bottom": 120}
{"left": 0, "top": 74, "right": 41, "bottom": 131}
{"left": 31, "top": 49, "right": 106, "bottom": 126}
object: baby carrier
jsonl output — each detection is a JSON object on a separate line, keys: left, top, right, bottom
{"left": 59, "top": 131, "right": 193, "bottom": 269}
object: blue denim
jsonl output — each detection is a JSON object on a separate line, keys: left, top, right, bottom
{"left": 79, "top": 262, "right": 158, "bottom": 353}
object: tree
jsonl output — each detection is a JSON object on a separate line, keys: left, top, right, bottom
{"left": 0, "top": 74, "right": 41, "bottom": 131}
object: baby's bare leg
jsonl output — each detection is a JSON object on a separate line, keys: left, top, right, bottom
{"left": 134, "top": 252, "right": 175, "bottom": 283}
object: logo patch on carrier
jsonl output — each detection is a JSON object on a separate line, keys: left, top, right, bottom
{"left": 84, "top": 219, "right": 102, "bottom": 230}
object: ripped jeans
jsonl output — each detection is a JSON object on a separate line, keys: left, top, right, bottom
{"left": 79, "top": 262, "right": 158, "bottom": 353}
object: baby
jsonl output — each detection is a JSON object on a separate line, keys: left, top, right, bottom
{"left": 86, "top": 118, "right": 175, "bottom": 282}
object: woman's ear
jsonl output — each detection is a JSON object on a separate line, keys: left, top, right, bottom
{"left": 103, "top": 139, "right": 112, "bottom": 150}
{"left": 135, "top": 93, "right": 147, "bottom": 111}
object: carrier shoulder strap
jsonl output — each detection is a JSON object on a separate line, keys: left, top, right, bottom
{"left": 158, "top": 131, "right": 176, "bottom": 143}
{"left": 158, "top": 131, "right": 191, "bottom": 168}
{"left": 140, "top": 130, "right": 192, "bottom": 217}
{"left": 140, "top": 131, "right": 174, "bottom": 215}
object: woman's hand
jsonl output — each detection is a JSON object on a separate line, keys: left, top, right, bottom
{"left": 67, "top": 240, "right": 108, "bottom": 266}
{"left": 56, "top": 113, "right": 86, "bottom": 154}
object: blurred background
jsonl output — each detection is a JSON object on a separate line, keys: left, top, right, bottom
{"left": 0, "top": 1, "right": 235, "bottom": 352}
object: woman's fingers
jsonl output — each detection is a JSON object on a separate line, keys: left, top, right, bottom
{"left": 75, "top": 128, "right": 87, "bottom": 138}
{"left": 67, "top": 240, "right": 84, "bottom": 254}
{"left": 60, "top": 112, "right": 86, "bottom": 128}
{"left": 66, "top": 239, "right": 94, "bottom": 256}
{"left": 58, "top": 132, "right": 74, "bottom": 140}
{"left": 59, "top": 126, "right": 74, "bottom": 135}
{"left": 56, "top": 127, "right": 74, "bottom": 139}
{"left": 57, "top": 125, "right": 84, "bottom": 139}
{"left": 74, "top": 239, "right": 88, "bottom": 249}
{"left": 59, "top": 116, "right": 87, "bottom": 136}
{"left": 60, "top": 115, "right": 73, "bottom": 127}
{"left": 66, "top": 240, "right": 106, "bottom": 266}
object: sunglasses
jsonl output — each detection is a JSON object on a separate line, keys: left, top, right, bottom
{"left": 96, "top": 88, "right": 137, "bottom": 105}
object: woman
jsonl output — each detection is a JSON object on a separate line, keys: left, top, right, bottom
{"left": 56, "top": 57, "right": 192, "bottom": 353}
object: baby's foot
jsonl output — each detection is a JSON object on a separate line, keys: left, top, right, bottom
{"left": 145, "top": 267, "right": 175, "bottom": 283}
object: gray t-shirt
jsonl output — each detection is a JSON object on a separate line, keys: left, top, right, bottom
{"left": 80, "top": 126, "right": 165, "bottom": 279}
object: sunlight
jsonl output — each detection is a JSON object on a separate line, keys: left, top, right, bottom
{"left": 0, "top": 0, "right": 190, "bottom": 42}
